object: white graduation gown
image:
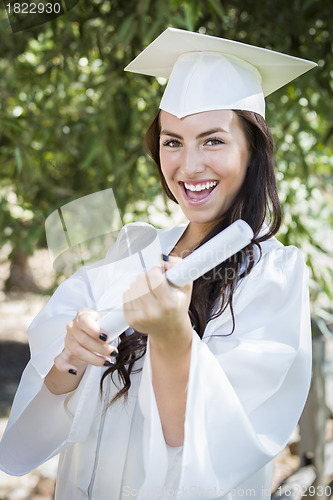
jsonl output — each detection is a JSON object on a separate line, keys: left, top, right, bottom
{"left": 0, "top": 223, "right": 312, "bottom": 500}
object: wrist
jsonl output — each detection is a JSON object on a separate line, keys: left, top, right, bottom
{"left": 149, "top": 316, "right": 193, "bottom": 357}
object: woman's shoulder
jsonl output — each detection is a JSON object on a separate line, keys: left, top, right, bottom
{"left": 259, "top": 236, "right": 305, "bottom": 265}
{"left": 248, "top": 236, "right": 308, "bottom": 291}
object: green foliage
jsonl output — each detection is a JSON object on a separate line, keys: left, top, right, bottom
{"left": 0, "top": 0, "right": 332, "bottom": 322}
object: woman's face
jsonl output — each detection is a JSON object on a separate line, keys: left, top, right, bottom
{"left": 159, "top": 109, "right": 250, "bottom": 228}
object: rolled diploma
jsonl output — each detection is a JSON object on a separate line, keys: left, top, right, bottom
{"left": 98, "top": 219, "right": 253, "bottom": 342}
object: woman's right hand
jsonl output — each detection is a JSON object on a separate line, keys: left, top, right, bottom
{"left": 45, "top": 308, "right": 118, "bottom": 395}
{"left": 56, "top": 308, "right": 118, "bottom": 373}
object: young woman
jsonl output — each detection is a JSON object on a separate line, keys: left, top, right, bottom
{"left": 0, "top": 28, "right": 316, "bottom": 499}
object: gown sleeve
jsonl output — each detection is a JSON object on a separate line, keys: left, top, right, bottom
{"left": 137, "top": 245, "right": 312, "bottom": 498}
{"left": 0, "top": 267, "right": 104, "bottom": 475}
{"left": 0, "top": 221, "right": 162, "bottom": 477}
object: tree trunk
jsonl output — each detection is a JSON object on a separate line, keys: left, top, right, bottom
{"left": 5, "top": 248, "right": 39, "bottom": 293}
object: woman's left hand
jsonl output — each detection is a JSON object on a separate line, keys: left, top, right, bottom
{"left": 122, "top": 256, "right": 193, "bottom": 349}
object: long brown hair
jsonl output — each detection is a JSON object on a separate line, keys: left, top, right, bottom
{"left": 101, "top": 109, "right": 282, "bottom": 404}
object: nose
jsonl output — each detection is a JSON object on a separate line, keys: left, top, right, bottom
{"left": 180, "top": 145, "right": 205, "bottom": 177}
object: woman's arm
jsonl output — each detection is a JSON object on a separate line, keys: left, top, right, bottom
{"left": 123, "top": 260, "right": 193, "bottom": 446}
{"left": 44, "top": 363, "right": 86, "bottom": 395}
{"left": 149, "top": 316, "right": 192, "bottom": 446}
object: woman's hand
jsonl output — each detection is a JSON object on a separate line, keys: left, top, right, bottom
{"left": 45, "top": 308, "right": 118, "bottom": 395}
{"left": 57, "top": 308, "right": 118, "bottom": 372}
{"left": 122, "top": 256, "right": 193, "bottom": 351}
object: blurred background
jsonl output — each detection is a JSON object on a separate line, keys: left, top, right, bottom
{"left": 0, "top": 0, "right": 332, "bottom": 498}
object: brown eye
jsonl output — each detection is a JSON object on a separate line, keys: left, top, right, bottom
{"left": 205, "top": 138, "right": 224, "bottom": 146}
{"left": 162, "top": 140, "right": 182, "bottom": 148}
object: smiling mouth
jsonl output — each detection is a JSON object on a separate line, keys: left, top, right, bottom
{"left": 180, "top": 181, "right": 219, "bottom": 202}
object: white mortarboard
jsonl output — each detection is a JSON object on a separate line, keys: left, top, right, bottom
{"left": 125, "top": 27, "right": 317, "bottom": 119}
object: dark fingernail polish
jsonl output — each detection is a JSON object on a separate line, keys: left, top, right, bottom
{"left": 68, "top": 368, "right": 77, "bottom": 375}
{"left": 110, "top": 350, "right": 118, "bottom": 357}
{"left": 103, "top": 360, "right": 113, "bottom": 367}
{"left": 161, "top": 253, "right": 169, "bottom": 262}
{"left": 99, "top": 332, "right": 108, "bottom": 342}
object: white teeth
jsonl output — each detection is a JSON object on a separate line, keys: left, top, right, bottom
{"left": 184, "top": 181, "right": 217, "bottom": 192}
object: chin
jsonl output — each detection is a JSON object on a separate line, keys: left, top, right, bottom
{"left": 186, "top": 213, "right": 223, "bottom": 226}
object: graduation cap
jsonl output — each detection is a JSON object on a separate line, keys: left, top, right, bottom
{"left": 125, "top": 27, "right": 317, "bottom": 119}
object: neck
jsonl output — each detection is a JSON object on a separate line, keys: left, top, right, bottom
{"left": 171, "top": 220, "right": 220, "bottom": 258}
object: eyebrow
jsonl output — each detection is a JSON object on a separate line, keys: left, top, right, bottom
{"left": 160, "top": 128, "right": 229, "bottom": 139}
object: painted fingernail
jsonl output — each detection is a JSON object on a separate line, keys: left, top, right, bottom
{"left": 110, "top": 350, "right": 118, "bottom": 357}
{"left": 103, "top": 360, "right": 113, "bottom": 367}
{"left": 99, "top": 332, "right": 108, "bottom": 342}
{"left": 68, "top": 368, "right": 77, "bottom": 375}
{"left": 161, "top": 254, "right": 169, "bottom": 262}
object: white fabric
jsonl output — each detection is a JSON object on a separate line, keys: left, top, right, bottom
{"left": 0, "top": 223, "right": 312, "bottom": 500}
{"left": 159, "top": 52, "right": 266, "bottom": 119}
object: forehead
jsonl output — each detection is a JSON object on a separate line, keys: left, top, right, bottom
{"left": 159, "top": 109, "right": 244, "bottom": 136}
